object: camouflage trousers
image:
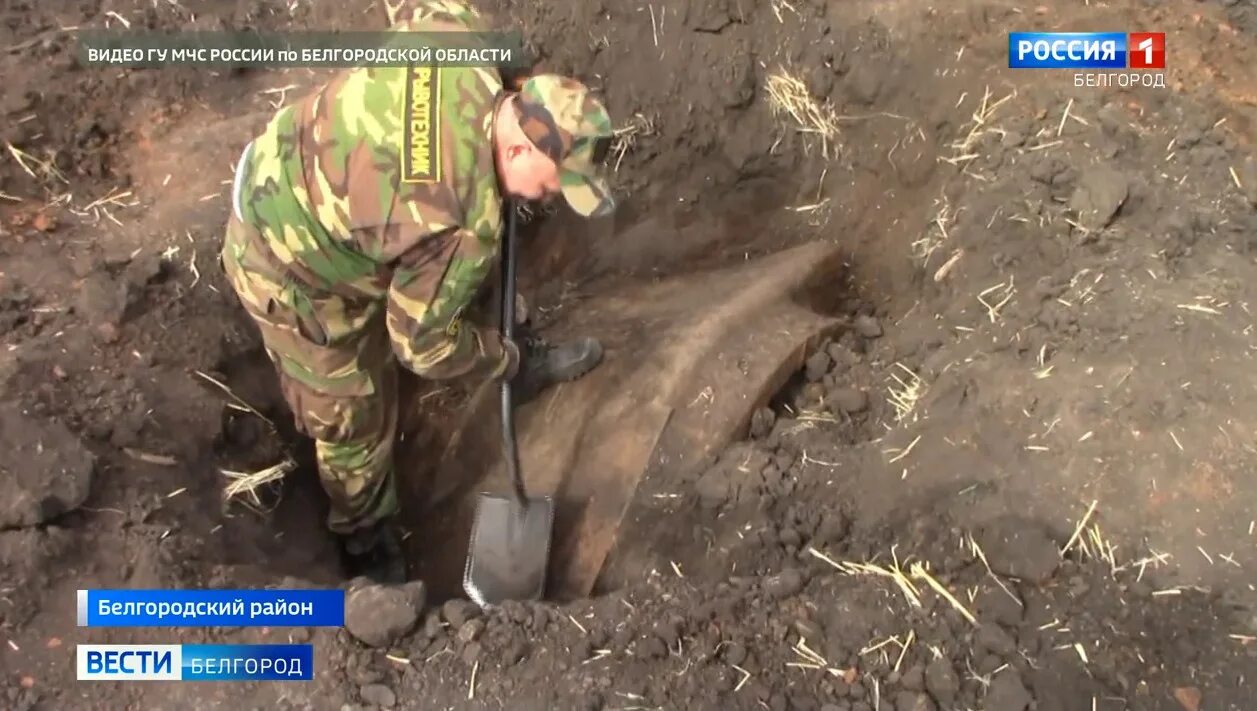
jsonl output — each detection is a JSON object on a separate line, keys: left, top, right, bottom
{"left": 220, "top": 214, "right": 399, "bottom": 536}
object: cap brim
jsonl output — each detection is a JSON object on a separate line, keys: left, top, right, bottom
{"left": 560, "top": 170, "right": 614, "bottom": 218}
{"left": 558, "top": 141, "right": 615, "bottom": 218}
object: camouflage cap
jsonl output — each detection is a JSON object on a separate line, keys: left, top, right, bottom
{"left": 515, "top": 75, "right": 615, "bottom": 219}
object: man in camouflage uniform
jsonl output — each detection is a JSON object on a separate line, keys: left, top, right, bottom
{"left": 221, "top": 0, "right": 615, "bottom": 583}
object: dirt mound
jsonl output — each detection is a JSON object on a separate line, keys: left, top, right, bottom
{"left": 0, "top": 404, "right": 96, "bottom": 528}
{"left": 357, "top": 512, "right": 1252, "bottom": 710}
{"left": 2, "top": 0, "right": 1257, "bottom": 708}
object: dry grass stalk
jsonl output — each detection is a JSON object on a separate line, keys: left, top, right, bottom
{"left": 969, "top": 534, "right": 1022, "bottom": 607}
{"left": 977, "top": 278, "right": 1016, "bottom": 323}
{"left": 123, "top": 448, "right": 178, "bottom": 466}
{"left": 1061, "top": 499, "right": 1099, "bottom": 557}
{"left": 766, "top": 70, "right": 841, "bottom": 159}
{"left": 913, "top": 194, "right": 955, "bottom": 265}
{"left": 887, "top": 363, "right": 926, "bottom": 423}
{"left": 808, "top": 546, "right": 923, "bottom": 608}
{"left": 5, "top": 142, "right": 67, "bottom": 185}
{"left": 910, "top": 562, "right": 978, "bottom": 625}
{"left": 609, "top": 112, "right": 657, "bottom": 172}
{"left": 221, "top": 457, "right": 296, "bottom": 512}
{"left": 194, "top": 370, "right": 275, "bottom": 427}
{"left": 770, "top": 0, "right": 797, "bottom": 23}
{"left": 946, "top": 85, "right": 1015, "bottom": 164}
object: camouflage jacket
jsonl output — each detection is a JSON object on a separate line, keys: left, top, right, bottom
{"left": 235, "top": 0, "right": 513, "bottom": 383}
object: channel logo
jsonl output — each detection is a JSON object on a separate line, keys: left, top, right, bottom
{"left": 1009, "top": 32, "right": 1165, "bottom": 69}
{"left": 76, "top": 644, "right": 314, "bottom": 681}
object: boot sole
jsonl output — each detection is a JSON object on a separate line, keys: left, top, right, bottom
{"left": 550, "top": 339, "right": 604, "bottom": 382}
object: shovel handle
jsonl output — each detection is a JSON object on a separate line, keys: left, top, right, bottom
{"left": 500, "top": 202, "right": 527, "bottom": 507}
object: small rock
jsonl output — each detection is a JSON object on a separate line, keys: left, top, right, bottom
{"left": 344, "top": 581, "right": 426, "bottom": 648}
{"left": 985, "top": 671, "right": 1032, "bottom": 711}
{"left": 815, "top": 511, "right": 849, "bottom": 544}
{"left": 76, "top": 273, "right": 127, "bottom": 327}
{"left": 124, "top": 253, "right": 165, "bottom": 291}
{"left": 1174, "top": 686, "right": 1202, "bottom": 711}
{"left": 831, "top": 678, "right": 851, "bottom": 698}
{"left": 457, "top": 619, "right": 485, "bottom": 643}
{"left": 695, "top": 467, "right": 732, "bottom": 509}
{"left": 1069, "top": 576, "right": 1090, "bottom": 597}
{"left": 359, "top": 683, "right": 396, "bottom": 708}
{"left": 0, "top": 405, "right": 97, "bottom": 528}
{"left": 975, "top": 516, "right": 1061, "bottom": 583}
{"left": 977, "top": 654, "right": 1003, "bottom": 675}
{"left": 1175, "top": 128, "right": 1202, "bottom": 148}
{"left": 778, "top": 527, "right": 803, "bottom": 549}
{"left": 793, "top": 693, "right": 821, "bottom": 711}
{"left": 355, "top": 672, "right": 389, "bottom": 698}
{"left": 441, "top": 599, "right": 479, "bottom": 628}
{"left": 854, "top": 315, "right": 883, "bottom": 338}
{"left": 807, "top": 65, "right": 834, "bottom": 102}
{"left": 800, "top": 381, "right": 826, "bottom": 405}
{"left": 760, "top": 465, "right": 784, "bottom": 491}
{"left": 421, "top": 613, "right": 445, "bottom": 639}
{"left": 654, "top": 617, "right": 683, "bottom": 647}
{"left": 719, "top": 51, "right": 757, "bottom": 109}
{"left": 845, "top": 66, "right": 881, "bottom": 105}
{"left": 825, "top": 343, "right": 851, "bottom": 369}
{"left": 805, "top": 350, "right": 833, "bottom": 382}
{"left": 829, "top": 388, "right": 869, "bottom": 414}
{"left": 773, "top": 450, "right": 795, "bottom": 472}
{"left": 975, "top": 587, "right": 1024, "bottom": 626}
{"left": 1068, "top": 165, "right": 1129, "bottom": 229}
{"left": 900, "top": 664, "right": 925, "bottom": 691}
{"left": 925, "top": 659, "right": 960, "bottom": 707}
{"left": 895, "top": 691, "right": 936, "bottom": 711}
{"left": 749, "top": 407, "right": 776, "bottom": 439}
{"left": 977, "top": 624, "right": 1017, "bottom": 656}
{"left": 504, "top": 601, "right": 530, "bottom": 625}
{"left": 503, "top": 639, "right": 529, "bottom": 665}
{"left": 764, "top": 568, "right": 806, "bottom": 599}
{"left": 637, "top": 636, "right": 667, "bottom": 660}
{"left": 461, "top": 642, "right": 481, "bottom": 664}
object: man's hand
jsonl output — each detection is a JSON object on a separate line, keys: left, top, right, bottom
{"left": 499, "top": 337, "right": 521, "bottom": 381}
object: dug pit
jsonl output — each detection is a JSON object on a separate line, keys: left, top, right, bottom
{"left": 395, "top": 235, "right": 855, "bottom": 602}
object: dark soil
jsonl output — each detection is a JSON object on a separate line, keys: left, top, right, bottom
{"left": 2, "top": 0, "right": 1256, "bottom": 709}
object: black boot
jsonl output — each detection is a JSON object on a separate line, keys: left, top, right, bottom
{"left": 341, "top": 521, "right": 407, "bottom": 585}
{"left": 513, "top": 332, "right": 604, "bottom": 404}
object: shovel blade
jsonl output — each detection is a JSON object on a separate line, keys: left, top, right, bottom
{"left": 462, "top": 493, "right": 554, "bottom": 607}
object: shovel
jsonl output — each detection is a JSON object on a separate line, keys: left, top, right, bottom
{"left": 462, "top": 201, "right": 555, "bottom": 608}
